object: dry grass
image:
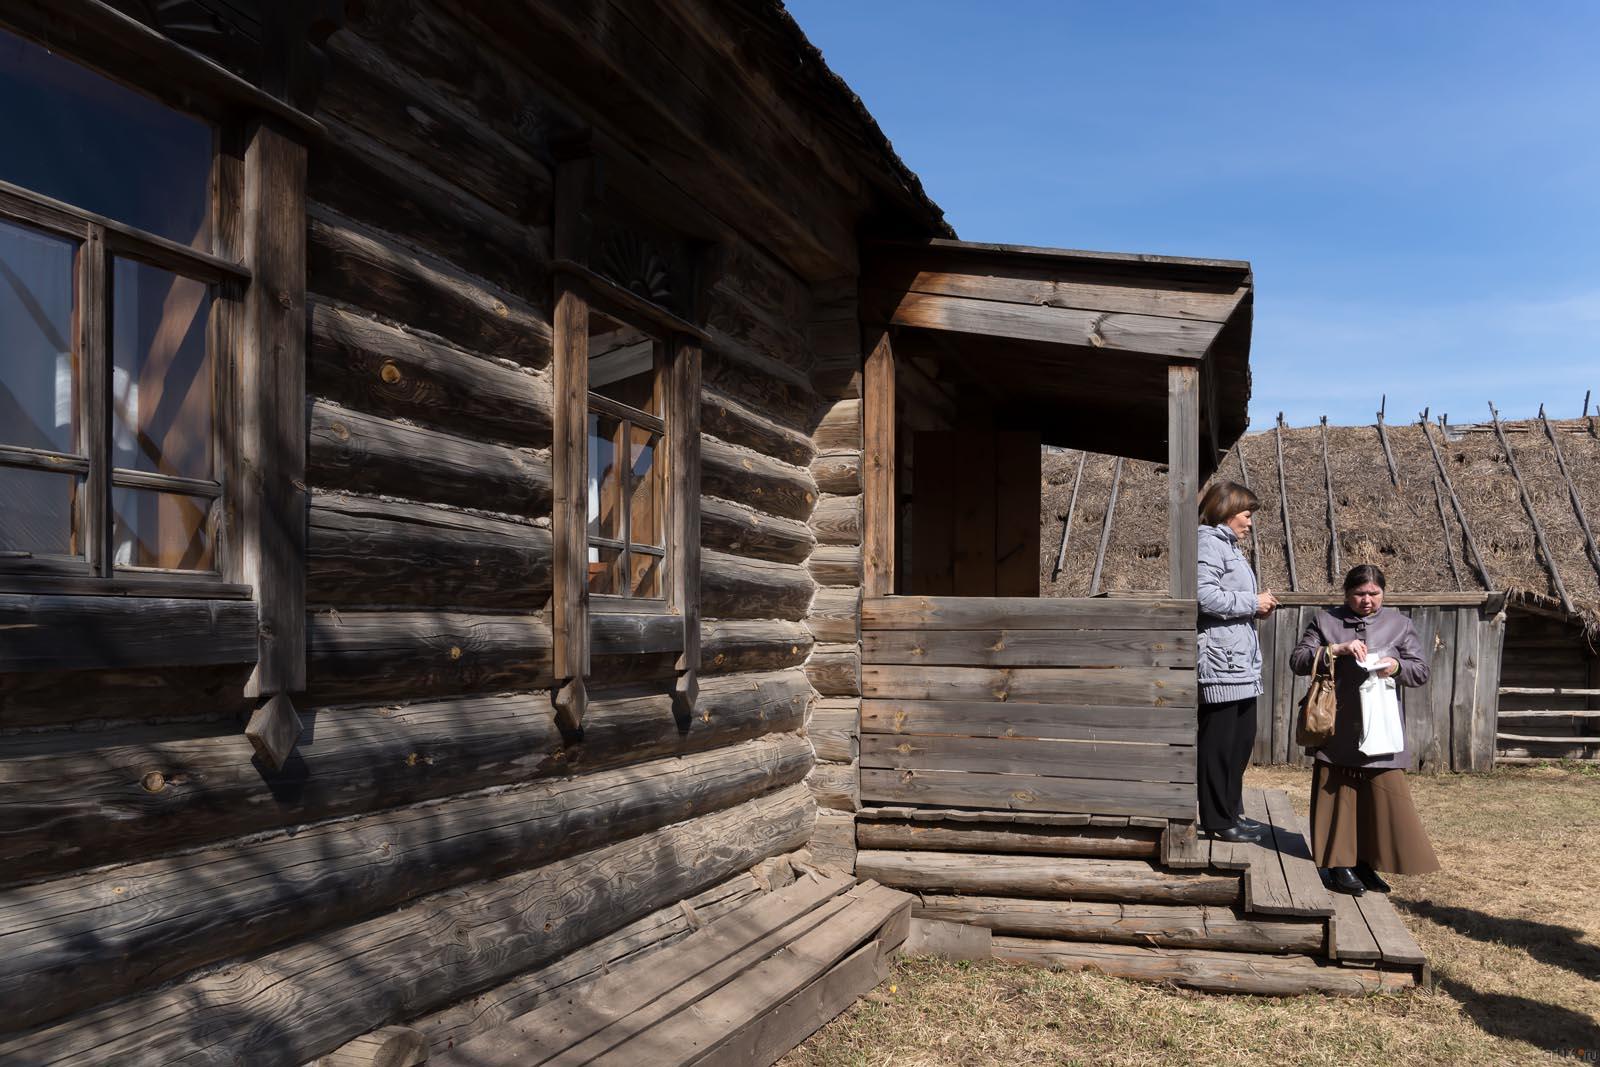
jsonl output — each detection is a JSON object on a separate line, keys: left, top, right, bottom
{"left": 783, "top": 763, "right": 1600, "bottom": 1066}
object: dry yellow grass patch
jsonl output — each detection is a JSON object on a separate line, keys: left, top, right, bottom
{"left": 784, "top": 763, "right": 1600, "bottom": 1067}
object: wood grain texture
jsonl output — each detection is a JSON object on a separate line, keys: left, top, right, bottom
{"left": 702, "top": 387, "right": 813, "bottom": 468}
{"left": 808, "top": 700, "right": 859, "bottom": 763}
{"left": 807, "top": 760, "right": 859, "bottom": 812}
{"left": 863, "top": 329, "right": 894, "bottom": 598}
{"left": 702, "top": 437, "right": 817, "bottom": 522}
{"left": 859, "top": 733, "right": 1194, "bottom": 784}
{"left": 702, "top": 550, "right": 816, "bottom": 621}
{"left": 810, "top": 493, "right": 863, "bottom": 546}
{"left": 806, "top": 646, "right": 861, "bottom": 698}
{"left": 1168, "top": 364, "right": 1199, "bottom": 599}
{"left": 860, "top": 698, "right": 1195, "bottom": 745}
{"left": 856, "top": 822, "right": 1157, "bottom": 859}
{"left": 306, "top": 610, "right": 552, "bottom": 704}
{"left": 702, "top": 497, "right": 815, "bottom": 564}
{"left": 863, "top": 628, "right": 1194, "bottom": 669}
{"left": 863, "top": 596, "right": 1195, "bottom": 631}
{"left": 861, "top": 664, "right": 1196, "bottom": 708}
{"left": 806, "top": 586, "right": 861, "bottom": 644}
{"left": 809, "top": 450, "right": 860, "bottom": 496}
{"left": 807, "top": 545, "right": 861, "bottom": 587}
{"left": 915, "top": 897, "right": 1322, "bottom": 953}
{"left": 0, "top": 594, "right": 258, "bottom": 672}
{"left": 858, "top": 851, "right": 1239, "bottom": 904}
{"left": 700, "top": 620, "right": 813, "bottom": 674}
{"left": 860, "top": 767, "right": 1194, "bottom": 819}
{"left": 0, "top": 787, "right": 815, "bottom": 1065}
{"left": 0, "top": 737, "right": 814, "bottom": 1034}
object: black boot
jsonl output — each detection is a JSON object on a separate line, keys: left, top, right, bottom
{"left": 1206, "top": 823, "right": 1263, "bottom": 844}
{"left": 1325, "top": 866, "right": 1366, "bottom": 896}
{"left": 1354, "top": 862, "right": 1391, "bottom": 892}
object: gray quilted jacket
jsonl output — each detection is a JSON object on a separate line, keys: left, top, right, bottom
{"left": 1196, "top": 524, "right": 1263, "bottom": 704}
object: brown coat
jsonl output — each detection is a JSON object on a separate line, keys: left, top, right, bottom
{"left": 1289, "top": 606, "right": 1429, "bottom": 770}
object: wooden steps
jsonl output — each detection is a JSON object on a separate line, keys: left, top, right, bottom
{"left": 433, "top": 869, "right": 910, "bottom": 1067}
{"left": 857, "top": 850, "right": 1240, "bottom": 904}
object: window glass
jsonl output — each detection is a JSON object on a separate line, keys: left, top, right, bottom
{"left": 0, "top": 29, "right": 213, "bottom": 247}
{"left": 589, "top": 311, "right": 658, "bottom": 414}
{"left": 0, "top": 217, "right": 78, "bottom": 453}
{"left": 111, "top": 487, "right": 213, "bottom": 570}
{"left": 112, "top": 258, "right": 213, "bottom": 480}
{"left": 0, "top": 466, "right": 81, "bottom": 558}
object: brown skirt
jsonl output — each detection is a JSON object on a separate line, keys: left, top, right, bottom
{"left": 1309, "top": 762, "right": 1440, "bottom": 874}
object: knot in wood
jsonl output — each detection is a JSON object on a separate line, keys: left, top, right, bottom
{"left": 330, "top": 421, "right": 350, "bottom": 442}
{"left": 493, "top": 300, "right": 509, "bottom": 317}
{"left": 140, "top": 771, "right": 166, "bottom": 793}
{"left": 448, "top": 645, "right": 463, "bottom": 660}
{"left": 275, "top": 289, "right": 292, "bottom": 310}
{"left": 380, "top": 361, "right": 403, "bottom": 384}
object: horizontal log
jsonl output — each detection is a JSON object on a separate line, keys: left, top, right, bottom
{"left": 0, "top": 595, "right": 257, "bottom": 673}
{"left": 309, "top": 208, "right": 551, "bottom": 369}
{"left": 808, "top": 700, "right": 859, "bottom": 763}
{"left": 702, "top": 436, "right": 817, "bottom": 522}
{"left": 309, "top": 400, "right": 551, "bottom": 517}
{"left": 702, "top": 347, "right": 817, "bottom": 441}
{"left": 857, "top": 851, "right": 1238, "bottom": 904}
{"left": 916, "top": 897, "right": 1322, "bottom": 954}
{"left": 0, "top": 669, "right": 811, "bottom": 887}
{"left": 807, "top": 645, "right": 861, "bottom": 698}
{"left": 806, "top": 586, "right": 861, "bottom": 644}
{"left": 699, "top": 387, "right": 813, "bottom": 469}
{"left": 0, "top": 787, "right": 814, "bottom": 1065}
{"left": 309, "top": 494, "right": 552, "bottom": 610}
{"left": 309, "top": 302, "right": 554, "bottom": 449}
{"left": 702, "top": 549, "right": 815, "bottom": 621}
{"left": 0, "top": 736, "right": 814, "bottom": 1032}
{"left": 863, "top": 628, "right": 1195, "bottom": 669}
{"left": 814, "top": 398, "right": 862, "bottom": 452}
{"left": 0, "top": 664, "right": 251, "bottom": 730}
{"left": 307, "top": 610, "right": 552, "bottom": 705}
{"left": 700, "top": 620, "right": 813, "bottom": 674}
{"left": 992, "top": 938, "right": 1412, "bottom": 996}
{"left": 860, "top": 733, "right": 1194, "bottom": 784}
{"left": 860, "top": 821, "right": 1155, "bottom": 858}
{"left": 861, "top": 698, "right": 1195, "bottom": 745}
{"left": 706, "top": 282, "right": 812, "bottom": 380}
{"left": 809, "top": 450, "right": 860, "bottom": 496}
{"left": 808, "top": 760, "right": 859, "bottom": 812}
{"left": 701, "top": 497, "right": 815, "bottom": 564}
{"left": 810, "top": 493, "right": 862, "bottom": 546}
{"left": 311, "top": 1024, "right": 428, "bottom": 1067}
{"left": 863, "top": 596, "right": 1196, "bottom": 631}
{"left": 862, "top": 665, "right": 1196, "bottom": 708}
{"left": 860, "top": 767, "right": 1194, "bottom": 820}
{"left": 806, "top": 545, "right": 861, "bottom": 589}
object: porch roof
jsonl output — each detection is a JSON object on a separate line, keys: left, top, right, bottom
{"left": 862, "top": 238, "right": 1254, "bottom": 475}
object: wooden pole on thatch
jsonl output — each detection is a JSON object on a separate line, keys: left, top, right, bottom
{"left": 1274, "top": 413, "right": 1298, "bottom": 591}
{"left": 1089, "top": 456, "right": 1123, "bottom": 597}
{"left": 1319, "top": 416, "right": 1341, "bottom": 582}
{"left": 1539, "top": 405, "right": 1600, "bottom": 586}
{"left": 1234, "top": 440, "right": 1258, "bottom": 576}
{"left": 1420, "top": 409, "right": 1494, "bottom": 590}
{"left": 1489, "top": 402, "right": 1572, "bottom": 615}
{"left": 1375, "top": 395, "right": 1401, "bottom": 489}
{"left": 1052, "top": 451, "right": 1087, "bottom": 582}
{"left": 1431, "top": 475, "right": 1463, "bottom": 591}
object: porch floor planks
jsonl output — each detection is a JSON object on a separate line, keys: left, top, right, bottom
{"left": 1261, "top": 790, "right": 1336, "bottom": 916}
{"left": 1353, "top": 890, "right": 1427, "bottom": 967}
{"left": 1328, "top": 891, "right": 1381, "bottom": 962}
{"left": 1236, "top": 790, "right": 1296, "bottom": 915}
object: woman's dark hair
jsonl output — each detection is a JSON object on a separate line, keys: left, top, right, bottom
{"left": 1343, "top": 564, "right": 1387, "bottom": 592}
{"left": 1198, "top": 481, "right": 1260, "bottom": 527}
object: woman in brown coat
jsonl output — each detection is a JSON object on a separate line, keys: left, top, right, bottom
{"left": 1289, "top": 564, "right": 1440, "bottom": 895}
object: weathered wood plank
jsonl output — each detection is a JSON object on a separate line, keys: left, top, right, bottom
{"left": 702, "top": 437, "right": 817, "bottom": 522}
{"left": 861, "top": 698, "right": 1195, "bottom": 745}
{"left": 858, "top": 851, "right": 1239, "bottom": 904}
{"left": 811, "top": 493, "right": 862, "bottom": 547}
{"left": 0, "top": 595, "right": 258, "bottom": 672}
{"left": 702, "top": 497, "right": 815, "bottom": 564}
{"left": 1327, "top": 890, "right": 1381, "bottom": 962}
{"left": 863, "top": 329, "right": 894, "bottom": 598}
{"left": 1238, "top": 789, "right": 1297, "bottom": 916}
{"left": 1352, "top": 891, "right": 1427, "bottom": 966}
{"left": 808, "top": 700, "right": 860, "bottom": 763}
{"left": 311, "top": 1025, "right": 427, "bottom": 1067}
{"left": 860, "top": 768, "right": 1195, "bottom": 820}
{"left": 810, "top": 450, "right": 860, "bottom": 496}
{"left": 702, "top": 549, "right": 815, "bottom": 621}
{"left": 0, "top": 788, "right": 815, "bottom": 1065}
{"left": 807, "top": 759, "right": 859, "bottom": 813}
{"left": 1262, "top": 790, "right": 1335, "bottom": 917}
{"left": 863, "top": 596, "right": 1195, "bottom": 631}
{"left": 862, "top": 628, "right": 1194, "bottom": 668}
{"left": 306, "top": 610, "right": 552, "bottom": 705}
{"left": 703, "top": 387, "right": 813, "bottom": 468}
{"left": 700, "top": 621, "right": 813, "bottom": 675}
{"left": 860, "top": 734, "right": 1194, "bottom": 784}
{"left": 809, "top": 810, "right": 857, "bottom": 874}
{"left": 807, "top": 545, "right": 861, "bottom": 587}
{"left": 806, "top": 587, "right": 861, "bottom": 645}
{"left": 806, "top": 645, "right": 861, "bottom": 698}
{"left": 1169, "top": 365, "right": 1200, "bottom": 598}
{"left": 861, "top": 664, "right": 1196, "bottom": 708}
{"left": 915, "top": 897, "right": 1322, "bottom": 954}
{"left": 856, "top": 822, "right": 1157, "bottom": 859}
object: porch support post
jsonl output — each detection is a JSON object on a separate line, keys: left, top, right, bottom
{"left": 1168, "top": 363, "right": 1199, "bottom": 599}
{"left": 863, "top": 328, "right": 896, "bottom": 598}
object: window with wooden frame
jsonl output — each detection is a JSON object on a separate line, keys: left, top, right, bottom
{"left": 0, "top": 26, "right": 245, "bottom": 595}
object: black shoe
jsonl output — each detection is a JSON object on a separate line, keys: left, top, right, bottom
{"left": 1326, "top": 866, "right": 1366, "bottom": 896}
{"left": 1354, "top": 863, "right": 1391, "bottom": 893}
{"left": 1235, "top": 815, "right": 1268, "bottom": 833}
{"left": 1205, "top": 823, "right": 1263, "bottom": 844}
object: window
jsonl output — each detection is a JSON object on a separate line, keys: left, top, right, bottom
{"left": 587, "top": 309, "right": 666, "bottom": 601}
{"left": 0, "top": 27, "right": 242, "bottom": 590}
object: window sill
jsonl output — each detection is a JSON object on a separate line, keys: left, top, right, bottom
{"left": 0, "top": 574, "right": 252, "bottom": 599}
{"left": 0, "top": 591, "right": 259, "bottom": 673}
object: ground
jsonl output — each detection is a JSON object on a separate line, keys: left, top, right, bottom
{"left": 783, "top": 763, "right": 1600, "bottom": 1066}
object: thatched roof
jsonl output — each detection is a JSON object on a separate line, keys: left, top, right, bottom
{"left": 1040, "top": 415, "right": 1600, "bottom": 631}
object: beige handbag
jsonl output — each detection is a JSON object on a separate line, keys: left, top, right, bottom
{"left": 1295, "top": 646, "right": 1338, "bottom": 748}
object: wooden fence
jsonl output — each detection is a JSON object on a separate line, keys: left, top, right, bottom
{"left": 1252, "top": 595, "right": 1507, "bottom": 772}
{"left": 859, "top": 595, "right": 1199, "bottom": 818}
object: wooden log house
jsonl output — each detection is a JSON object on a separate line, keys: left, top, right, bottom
{"left": 0, "top": 2, "right": 1425, "bottom": 1061}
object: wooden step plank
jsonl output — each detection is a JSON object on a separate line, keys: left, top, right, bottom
{"left": 1327, "top": 890, "right": 1381, "bottom": 962}
{"left": 437, "top": 872, "right": 854, "bottom": 1066}
{"left": 904, "top": 916, "right": 994, "bottom": 961}
{"left": 914, "top": 896, "right": 1325, "bottom": 954}
{"left": 617, "top": 883, "right": 913, "bottom": 1065}
{"left": 1160, "top": 820, "right": 1209, "bottom": 869}
{"left": 1353, "top": 891, "right": 1426, "bottom": 966}
{"left": 992, "top": 937, "right": 1416, "bottom": 996}
{"left": 1238, "top": 790, "right": 1297, "bottom": 915}
{"left": 690, "top": 938, "right": 891, "bottom": 1067}
{"left": 857, "top": 806, "right": 1092, "bottom": 826}
{"left": 857, "top": 851, "right": 1240, "bottom": 905}
{"left": 1208, "top": 833, "right": 1250, "bottom": 872}
{"left": 856, "top": 820, "right": 1159, "bottom": 859}
{"left": 1263, "top": 790, "right": 1336, "bottom": 916}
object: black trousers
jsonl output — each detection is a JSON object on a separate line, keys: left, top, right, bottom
{"left": 1197, "top": 697, "right": 1257, "bottom": 831}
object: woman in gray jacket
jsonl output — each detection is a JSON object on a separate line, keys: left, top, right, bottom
{"left": 1196, "top": 481, "right": 1278, "bottom": 843}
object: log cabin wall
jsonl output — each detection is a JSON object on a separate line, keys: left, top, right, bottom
{"left": 0, "top": 1, "right": 953, "bottom": 1060}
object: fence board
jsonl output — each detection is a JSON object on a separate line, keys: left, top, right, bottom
{"left": 859, "top": 734, "right": 1194, "bottom": 784}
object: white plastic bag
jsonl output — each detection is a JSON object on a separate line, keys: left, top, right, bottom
{"left": 1356, "top": 654, "right": 1404, "bottom": 757}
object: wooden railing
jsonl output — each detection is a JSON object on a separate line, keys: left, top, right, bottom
{"left": 858, "top": 596, "right": 1198, "bottom": 819}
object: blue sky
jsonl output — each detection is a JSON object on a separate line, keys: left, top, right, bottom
{"left": 786, "top": 2, "right": 1600, "bottom": 429}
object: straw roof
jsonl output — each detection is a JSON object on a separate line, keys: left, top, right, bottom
{"left": 1040, "top": 415, "right": 1600, "bottom": 632}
